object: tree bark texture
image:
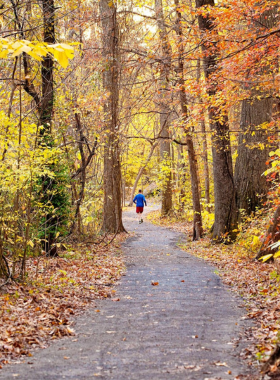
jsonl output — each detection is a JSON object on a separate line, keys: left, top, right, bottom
{"left": 235, "top": 98, "right": 273, "bottom": 215}
{"left": 0, "top": 243, "right": 10, "bottom": 281}
{"left": 40, "top": 0, "right": 57, "bottom": 254}
{"left": 40, "top": 0, "right": 55, "bottom": 138}
{"left": 100, "top": 0, "right": 125, "bottom": 233}
{"left": 155, "top": 0, "right": 173, "bottom": 216}
{"left": 234, "top": 7, "right": 278, "bottom": 217}
{"left": 177, "top": 145, "right": 186, "bottom": 209}
{"left": 196, "top": 59, "right": 210, "bottom": 212}
{"left": 196, "top": 0, "right": 237, "bottom": 242}
{"left": 175, "top": 0, "right": 203, "bottom": 240}
{"left": 201, "top": 119, "right": 210, "bottom": 212}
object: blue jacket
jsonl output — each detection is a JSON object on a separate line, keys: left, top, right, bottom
{"left": 133, "top": 193, "right": 147, "bottom": 207}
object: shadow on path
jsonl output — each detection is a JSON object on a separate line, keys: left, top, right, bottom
{"left": 0, "top": 206, "right": 255, "bottom": 379}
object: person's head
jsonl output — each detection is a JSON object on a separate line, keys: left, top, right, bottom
{"left": 138, "top": 189, "right": 142, "bottom": 193}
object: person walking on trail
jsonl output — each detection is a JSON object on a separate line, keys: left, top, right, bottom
{"left": 133, "top": 189, "right": 147, "bottom": 224}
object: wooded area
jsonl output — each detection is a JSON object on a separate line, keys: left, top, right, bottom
{"left": 0, "top": 0, "right": 280, "bottom": 373}
{"left": 1, "top": 0, "right": 279, "bottom": 265}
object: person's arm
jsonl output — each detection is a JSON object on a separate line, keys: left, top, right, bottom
{"left": 144, "top": 196, "right": 147, "bottom": 206}
{"left": 133, "top": 196, "right": 137, "bottom": 204}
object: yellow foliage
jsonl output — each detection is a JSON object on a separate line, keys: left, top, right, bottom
{"left": 0, "top": 39, "right": 74, "bottom": 68}
{"left": 201, "top": 211, "right": 215, "bottom": 230}
{"left": 251, "top": 235, "right": 261, "bottom": 250}
{"left": 260, "top": 254, "right": 273, "bottom": 262}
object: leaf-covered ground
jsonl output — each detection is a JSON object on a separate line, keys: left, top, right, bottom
{"left": 0, "top": 234, "right": 126, "bottom": 368}
{"left": 148, "top": 210, "right": 280, "bottom": 378}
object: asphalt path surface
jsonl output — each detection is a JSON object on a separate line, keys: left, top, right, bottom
{"left": 0, "top": 207, "right": 255, "bottom": 379}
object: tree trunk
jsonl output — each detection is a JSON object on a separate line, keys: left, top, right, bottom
{"left": 175, "top": 0, "right": 203, "bottom": 240}
{"left": 178, "top": 145, "right": 186, "bottom": 210}
{"left": 235, "top": 98, "right": 273, "bottom": 216}
{"left": 256, "top": 206, "right": 280, "bottom": 260}
{"left": 197, "top": 58, "right": 210, "bottom": 212}
{"left": 234, "top": 7, "right": 278, "bottom": 217}
{"left": 70, "top": 113, "right": 98, "bottom": 234}
{"left": 11, "top": 0, "right": 58, "bottom": 255}
{"left": 40, "top": 0, "right": 55, "bottom": 138}
{"left": 195, "top": 0, "right": 237, "bottom": 242}
{"left": 128, "top": 143, "right": 158, "bottom": 207}
{"left": 201, "top": 119, "right": 210, "bottom": 212}
{"left": 0, "top": 244, "right": 9, "bottom": 281}
{"left": 100, "top": 0, "right": 125, "bottom": 233}
{"left": 39, "top": 0, "right": 56, "bottom": 255}
{"left": 155, "top": 0, "right": 173, "bottom": 216}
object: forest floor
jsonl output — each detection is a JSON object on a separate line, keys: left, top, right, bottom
{"left": 0, "top": 233, "right": 126, "bottom": 368}
{"left": 0, "top": 207, "right": 259, "bottom": 379}
{"left": 147, "top": 210, "right": 280, "bottom": 379}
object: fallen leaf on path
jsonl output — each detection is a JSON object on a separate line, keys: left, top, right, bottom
{"left": 151, "top": 281, "right": 159, "bottom": 286}
{"left": 151, "top": 212, "right": 280, "bottom": 375}
{"left": 214, "top": 361, "right": 228, "bottom": 367}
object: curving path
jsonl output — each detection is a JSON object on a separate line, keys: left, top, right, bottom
{"left": 0, "top": 207, "right": 255, "bottom": 379}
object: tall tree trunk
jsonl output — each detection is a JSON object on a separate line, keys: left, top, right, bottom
{"left": 40, "top": 0, "right": 56, "bottom": 254}
{"left": 178, "top": 145, "right": 186, "bottom": 210}
{"left": 201, "top": 119, "right": 210, "bottom": 212}
{"left": 195, "top": 0, "right": 237, "bottom": 242}
{"left": 40, "top": 0, "right": 55, "bottom": 139}
{"left": 197, "top": 58, "right": 210, "bottom": 212}
{"left": 10, "top": 0, "right": 58, "bottom": 255}
{"left": 235, "top": 99, "right": 273, "bottom": 215}
{"left": 175, "top": 0, "right": 203, "bottom": 240}
{"left": 234, "top": 7, "right": 278, "bottom": 217}
{"left": 100, "top": 0, "right": 125, "bottom": 233}
{"left": 155, "top": 0, "right": 173, "bottom": 216}
{"left": 128, "top": 143, "right": 158, "bottom": 207}
{"left": 0, "top": 245, "right": 9, "bottom": 282}
{"left": 70, "top": 114, "right": 98, "bottom": 234}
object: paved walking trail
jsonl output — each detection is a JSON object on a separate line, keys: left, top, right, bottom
{"left": 0, "top": 207, "right": 255, "bottom": 379}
